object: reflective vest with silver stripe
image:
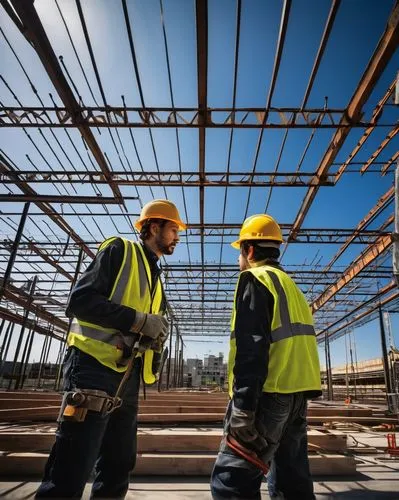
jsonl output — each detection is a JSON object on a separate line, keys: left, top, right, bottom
{"left": 228, "top": 265, "right": 321, "bottom": 397}
{"left": 68, "top": 238, "right": 164, "bottom": 384}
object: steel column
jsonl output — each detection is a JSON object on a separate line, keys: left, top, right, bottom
{"left": 378, "top": 305, "right": 394, "bottom": 411}
{"left": 7, "top": 275, "right": 37, "bottom": 390}
{"left": 0, "top": 202, "right": 30, "bottom": 301}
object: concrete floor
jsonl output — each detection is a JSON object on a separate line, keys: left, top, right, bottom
{"left": 1, "top": 472, "right": 399, "bottom": 499}
{"left": 1, "top": 432, "right": 398, "bottom": 498}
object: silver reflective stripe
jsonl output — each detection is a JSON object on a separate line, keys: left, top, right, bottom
{"left": 111, "top": 240, "right": 132, "bottom": 304}
{"left": 70, "top": 319, "right": 122, "bottom": 347}
{"left": 134, "top": 243, "right": 149, "bottom": 299}
{"left": 272, "top": 322, "right": 315, "bottom": 342}
{"left": 266, "top": 270, "right": 315, "bottom": 343}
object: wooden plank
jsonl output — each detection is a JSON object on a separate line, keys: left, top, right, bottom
{"left": 1, "top": 406, "right": 395, "bottom": 425}
{"left": 0, "top": 429, "right": 347, "bottom": 454}
{"left": 0, "top": 400, "right": 374, "bottom": 420}
{"left": 0, "top": 433, "right": 55, "bottom": 452}
{"left": 0, "top": 453, "right": 356, "bottom": 477}
{"left": 0, "top": 392, "right": 61, "bottom": 400}
{"left": 0, "top": 407, "right": 60, "bottom": 421}
{"left": 0, "top": 400, "right": 60, "bottom": 410}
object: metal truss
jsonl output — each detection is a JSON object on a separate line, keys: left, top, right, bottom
{"left": 0, "top": 0, "right": 398, "bottom": 369}
{"left": 0, "top": 170, "right": 335, "bottom": 187}
{"left": 0, "top": 106, "right": 387, "bottom": 129}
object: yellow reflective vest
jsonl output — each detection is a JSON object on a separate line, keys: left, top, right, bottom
{"left": 68, "top": 238, "right": 164, "bottom": 384}
{"left": 228, "top": 264, "right": 321, "bottom": 397}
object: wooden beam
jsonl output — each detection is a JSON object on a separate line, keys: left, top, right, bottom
{"left": 0, "top": 429, "right": 348, "bottom": 454}
{"left": 0, "top": 453, "right": 356, "bottom": 477}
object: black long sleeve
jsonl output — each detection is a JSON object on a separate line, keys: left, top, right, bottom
{"left": 66, "top": 238, "right": 136, "bottom": 332}
{"left": 233, "top": 271, "right": 274, "bottom": 412}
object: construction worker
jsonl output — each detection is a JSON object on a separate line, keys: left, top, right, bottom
{"left": 35, "top": 199, "right": 186, "bottom": 499}
{"left": 210, "top": 214, "right": 321, "bottom": 500}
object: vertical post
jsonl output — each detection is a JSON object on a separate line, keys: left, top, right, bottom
{"left": 15, "top": 326, "right": 33, "bottom": 390}
{"left": 0, "top": 322, "right": 14, "bottom": 387}
{"left": 0, "top": 202, "right": 30, "bottom": 301}
{"left": 55, "top": 246, "right": 84, "bottom": 391}
{"left": 0, "top": 319, "right": 6, "bottom": 342}
{"left": 326, "top": 332, "right": 333, "bottom": 401}
{"left": 173, "top": 330, "right": 179, "bottom": 388}
{"left": 324, "top": 331, "right": 331, "bottom": 400}
{"left": 344, "top": 333, "right": 349, "bottom": 399}
{"left": 379, "top": 305, "right": 394, "bottom": 411}
{"left": 19, "top": 327, "right": 35, "bottom": 389}
{"left": 180, "top": 342, "right": 184, "bottom": 387}
{"left": 8, "top": 276, "right": 37, "bottom": 390}
{"left": 324, "top": 331, "right": 333, "bottom": 401}
{"left": 394, "top": 159, "right": 399, "bottom": 286}
{"left": 36, "top": 333, "right": 48, "bottom": 389}
{"left": 166, "top": 316, "right": 173, "bottom": 390}
{"left": 0, "top": 321, "right": 11, "bottom": 362}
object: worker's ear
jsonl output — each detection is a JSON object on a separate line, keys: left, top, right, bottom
{"left": 149, "top": 222, "right": 160, "bottom": 237}
{"left": 247, "top": 245, "right": 254, "bottom": 260}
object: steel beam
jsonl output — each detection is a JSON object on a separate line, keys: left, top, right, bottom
{"left": 378, "top": 305, "right": 394, "bottom": 410}
{"left": 0, "top": 106, "right": 378, "bottom": 128}
{"left": 0, "top": 170, "right": 335, "bottom": 187}
{"left": 323, "top": 288, "right": 399, "bottom": 339}
{"left": 0, "top": 194, "right": 129, "bottom": 204}
{"left": 2, "top": 284, "right": 68, "bottom": 332}
{"left": 289, "top": 3, "right": 399, "bottom": 240}
{"left": 0, "top": 152, "right": 94, "bottom": 258}
{"left": 321, "top": 200, "right": 394, "bottom": 273}
{"left": 5, "top": 0, "right": 124, "bottom": 205}
{"left": 0, "top": 227, "right": 391, "bottom": 244}
{"left": 334, "top": 79, "right": 397, "bottom": 181}
{"left": 0, "top": 202, "right": 30, "bottom": 301}
{"left": 26, "top": 243, "right": 73, "bottom": 281}
{"left": 312, "top": 234, "right": 393, "bottom": 312}
{"left": 196, "top": 0, "right": 208, "bottom": 302}
{"left": 360, "top": 124, "right": 399, "bottom": 174}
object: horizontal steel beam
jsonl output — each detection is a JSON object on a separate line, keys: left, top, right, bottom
{"left": 0, "top": 106, "right": 385, "bottom": 129}
{"left": 2, "top": 284, "right": 68, "bottom": 332}
{"left": 289, "top": 3, "right": 399, "bottom": 239}
{"left": 0, "top": 307, "right": 64, "bottom": 341}
{"left": 0, "top": 170, "right": 334, "bottom": 187}
{"left": 312, "top": 234, "right": 393, "bottom": 312}
{"left": 0, "top": 194, "right": 136, "bottom": 204}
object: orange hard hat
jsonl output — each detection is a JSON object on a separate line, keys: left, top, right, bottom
{"left": 134, "top": 199, "right": 186, "bottom": 231}
{"left": 231, "top": 214, "right": 283, "bottom": 249}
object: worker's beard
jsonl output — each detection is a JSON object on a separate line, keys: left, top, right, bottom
{"left": 155, "top": 232, "right": 177, "bottom": 255}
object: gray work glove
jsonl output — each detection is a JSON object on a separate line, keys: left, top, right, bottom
{"left": 229, "top": 402, "right": 267, "bottom": 453}
{"left": 131, "top": 311, "right": 169, "bottom": 344}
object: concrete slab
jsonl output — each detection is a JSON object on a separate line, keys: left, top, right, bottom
{"left": 1, "top": 475, "right": 399, "bottom": 499}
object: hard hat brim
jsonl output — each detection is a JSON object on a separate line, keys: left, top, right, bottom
{"left": 135, "top": 216, "right": 186, "bottom": 231}
{"left": 231, "top": 239, "right": 240, "bottom": 249}
{"left": 231, "top": 236, "right": 283, "bottom": 249}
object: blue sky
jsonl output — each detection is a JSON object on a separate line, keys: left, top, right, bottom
{"left": 0, "top": 0, "right": 399, "bottom": 367}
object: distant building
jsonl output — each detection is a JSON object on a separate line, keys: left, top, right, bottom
{"left": 184, "top": 358, "right": 203, "bottom": 387}
{"left": 198, "top": 352, "right": 227, "bottom": 388}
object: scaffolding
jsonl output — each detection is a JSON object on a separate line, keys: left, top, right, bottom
{"left": 0, "top": 0, "right": 399, "bottom": 392}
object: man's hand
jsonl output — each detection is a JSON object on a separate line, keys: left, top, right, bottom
{"left": 229, "top": 402, "right": 267, "bottom": 452}
{"left": 131, "top": 312, "right": 169, "bottom": 343}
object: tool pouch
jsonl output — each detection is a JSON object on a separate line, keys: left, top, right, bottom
{"left": 57, "top": 389, "right": 117, "bottom": 423}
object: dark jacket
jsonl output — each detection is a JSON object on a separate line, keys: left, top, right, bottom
{"left": 66, "top": 238, "right": 163, "bottom": 333}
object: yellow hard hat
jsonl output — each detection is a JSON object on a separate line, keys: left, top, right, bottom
{"left": 135, "top": 199, "right": 186, "bottom": 231}
{"left": 231, "top": 214, "right": 283, "bottom": 249}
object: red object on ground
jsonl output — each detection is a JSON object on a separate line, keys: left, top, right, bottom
{"left": 386, "top": 433, "right": 399, "bottom": 456}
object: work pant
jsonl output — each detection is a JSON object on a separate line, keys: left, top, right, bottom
{"left": 35, "top": 346, "right": 141, "bottom": 499}
{"left": 210, "top": 392, "right": 315, "bottom": 500}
